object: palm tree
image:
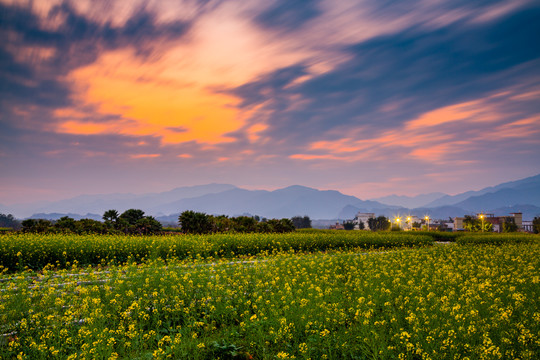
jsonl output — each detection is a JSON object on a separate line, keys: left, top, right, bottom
{"left": 102, "top": 209, "right": 119, "bottom": 228}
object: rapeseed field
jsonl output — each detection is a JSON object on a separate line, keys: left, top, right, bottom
{"left": 0, "top": 233, "right": 538, "bottom": 359}
{"left": 0, "top": 231, "right": 433, "bottom": 272}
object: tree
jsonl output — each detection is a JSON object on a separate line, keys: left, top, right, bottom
{"left": 532, "top": 217, "right": 540, "bottom": 234}
{"left": 358, "top": 221, "right": 365, "bottom": 230}
{"left": 291, "top": 216, "right": 312, "bottom": 229}
{"left": 0, "top": 213, "right": 20, "bottom": 230}
{"left": 256, "top": 221, "right": 274, "bottom": 233}
{"left": 213, "top": 215, "right": 232, "bottom": 232}
{"left": 343, "top": 221, "right": 355, "bottom": 230}
{"left": 266, "top": 219, "right": 295, "bottom": 233}
{"left": 76, "top": 219, "right": 107, "bottom": 234}
{"left": 135, "top": 216, "right": 162, "bottom": 235}
{"left": 502, "top": 218, "right": 518, "bottom": 233}
{"left": 463, "top": 215, "right": 492, "bottom": 232}
{"left": 178, "top": 210, "right": 214, "bottom": 234}
{"left": 55, "top": 216, "right": 77, "bottom": 232}
{"left": 278, "top": 218, "right": 295, "bottom": 233}
{"left": 21, "top": 219, "right": 38, "bottom": 233}
{"left": 103, "top": 210, "right": 119, "bottom": 228}
{"left": 119, "top": 209, "right": 145, "bottom": 225}
{"left": 35, "top": 219, "right": 53, "bottom": 233}
{"left": 367, "top": 216, "right": 390, "bottom": 231}
{"left": 230, "top": 216, "right": 258, "bottom": 232}
{"left": 22, "top": 219, "right": 52, "bottom": 233}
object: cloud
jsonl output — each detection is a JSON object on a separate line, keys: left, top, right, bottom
{"left": 226, "top": 5, "right": 540, "bottom": 152}
{"left": 289, "top": 87, "right": 540, "bottom": 165}
{"left": 255, "top": 0, "right": 321, "bottom": 32}
{"left": 1, "top": 0, "right": 539, "bottom": 204}
{"left": 130, "top": 154, "right": 161, "bottom": 159}
{"left": 61, "top": 48, "right": 248, "bottom": 144}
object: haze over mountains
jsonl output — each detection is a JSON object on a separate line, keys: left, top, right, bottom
{"left": 371, "top": 193, "right": 447, "bottom": 209}
{"left": 1, "top": 174, "right": 539, "bottom": 221}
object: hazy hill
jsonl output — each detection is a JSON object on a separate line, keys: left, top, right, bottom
{"left": 156, "top": 185, "right": 391, "bottom": 219}
{"left": 452, "top": 183, "right": 540, "bottom": 212}
{"left": 28, "top": 213, "right": 103, "bottom": 221}
{"left": 425, "top": 174, "right": 540, "bottom": 207}
{"left": 371, "top": 192, "right": 446, "bottom": 208}
{"left": 6, "top": 184, "right": 237, "bottom": 218}
{"left": 486, "top": 204, "right": 540, "bottom": 219}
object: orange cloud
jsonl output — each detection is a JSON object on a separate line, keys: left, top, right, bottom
{"left": 488, "top": 115, "right": 540, "bottom": 140}
{"left": 247, "top": 123, "right": 268, "bottom": 143}
{"left": 62, "top": 48, "right": 252, "bottom": 144}
{"left": 177, "top": 154, "right": 192, "bottom": 159}
{"left": 409, "top": 142, "right": 469, "bottom": 162}
{"left": 405, "top": 100, "right": 483, "bottom": 129}
{"left": 54, "top": 108, "right": 90, "bottom": 119}
{"left": 130, "top": 154, "right": 161, "bottom": 159}
{"left": 290, "top": 154, "right": 341, "bottom": 160}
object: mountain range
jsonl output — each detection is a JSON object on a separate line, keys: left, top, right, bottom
{"left": 1, "top": 174, "right": 539, "bottom": 222}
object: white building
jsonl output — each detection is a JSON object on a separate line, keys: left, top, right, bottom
{"left": 353, "top": 212, "right": 375, "bottom": 230}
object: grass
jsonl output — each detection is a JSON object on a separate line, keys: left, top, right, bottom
{"left": 1, "top": 240, "right": 538, "bottom": 359}
{"left": 456, "top": 233, "right": 539, "bottom": 245}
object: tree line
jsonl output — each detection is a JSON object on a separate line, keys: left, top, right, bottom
{"left": 177, "top": 211, "right": 295, "bottom": 234}
{"left": 3, "top": 210, "right": 302, "bottom": 235}
{"left": 20, "top": 209, "right": 163, "bottom": 235}
{"left": 4, "top": 211, "right": 540, "bottom": 234}
{"left": 0, "top": 213, "right": 21, "bottom": 230}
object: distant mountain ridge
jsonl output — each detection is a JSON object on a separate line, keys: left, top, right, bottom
{"left": 28, "top": 213, "right": 103, "bottom": 221}
{"left": 425, "top": 174, "right": 540, "bottom": 207}
{"left": 4, "top": 184, "right": 238, "bottom": 218}
{"left": 150, "top": 185, "right": 394, "bottom": 219}
{"left": 2, "top": 173, "right": 539, "bottom": 221}
{"left": 3, "top": 184, "right": 394, "bottom": 220}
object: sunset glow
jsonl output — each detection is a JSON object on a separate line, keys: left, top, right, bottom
{"left": 1, "top": 0, "right": 539, "bottom": 205}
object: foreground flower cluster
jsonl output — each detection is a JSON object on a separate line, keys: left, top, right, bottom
{"left": 1, "top": 239, "right": 538, "bottom": 359}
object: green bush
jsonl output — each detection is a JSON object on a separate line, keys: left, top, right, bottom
{"left": 457, "top": 233, "right": 539, "bottom": 245}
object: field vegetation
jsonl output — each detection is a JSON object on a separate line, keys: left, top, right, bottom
{"left": 0, "top": 230, "right": 538, "bottom": 359}
{"left": 0, "top": 231, "right": 432, "bottom": 273}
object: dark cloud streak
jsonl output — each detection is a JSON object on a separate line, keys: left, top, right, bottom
{"left": 255, "top": 0, "right": 321, "bottom": 32}
{"left": 230, "top": 6, "right": 540, "bottom": 145}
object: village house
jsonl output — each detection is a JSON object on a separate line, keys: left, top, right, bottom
{"left": 454, "top": 212, "right": 523, "bottom": 232}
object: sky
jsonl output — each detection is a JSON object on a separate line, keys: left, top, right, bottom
{"left": 1, "top": 0, "right": 540, "bottom": 205}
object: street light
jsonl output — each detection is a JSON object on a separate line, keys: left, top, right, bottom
{"left": 407, "top": 216, "right": 411, "bottom": 231}
{"left": 479, "top": 214, "right": 485, "bottom": 232}
{"left": 424, "top": 216, "right": 430, "bottom": 231}
{"left": 395, "top": 217, "right": 401, "bottom": 230}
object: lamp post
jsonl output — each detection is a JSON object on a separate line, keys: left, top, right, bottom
{"left": 407, "top": 216, "right": 411, "bottom": 231}
{"left": 479, "top": 214, "right": 485, "bottom": 232}
{"left": 395, "top": 217, "right": 401, "bottom": 230}
{"left": 425, "top": 216, "right": 430, "bottom": 231}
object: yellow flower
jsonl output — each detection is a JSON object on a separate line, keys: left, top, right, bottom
{"left": 320, "top": 329, "right": 330, "bottom": 337}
